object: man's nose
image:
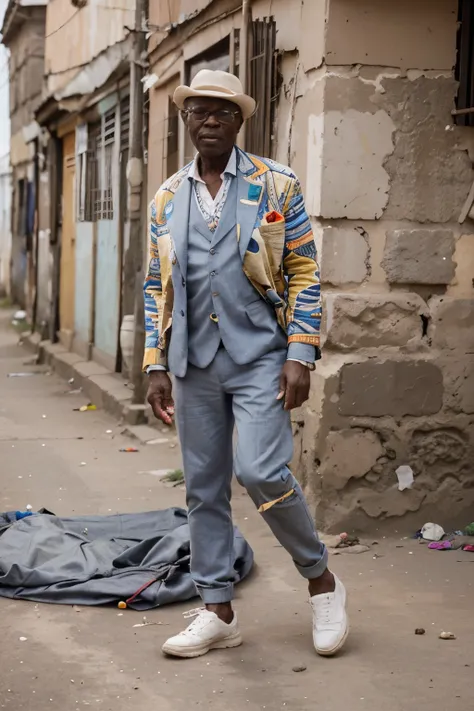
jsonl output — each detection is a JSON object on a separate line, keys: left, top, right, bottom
{"left": 203, "top": 112, "right": 219, "bottom": 127}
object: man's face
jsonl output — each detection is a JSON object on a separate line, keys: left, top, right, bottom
{"left": 182, "top": 97, "right": 243, "bottom": 158}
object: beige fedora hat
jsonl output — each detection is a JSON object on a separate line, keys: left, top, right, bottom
{"left": 173, "top": 69, "right": 256, "bottom": 120}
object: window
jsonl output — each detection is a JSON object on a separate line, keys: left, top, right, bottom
{"left": 246, "top": 17, "right": 278, "bottom": 158}
{"left": 77, "top": 109, "right": 116, "bottom": 222}
{"left": 455, "top": 0, "right": 474, "bottom": 126}
{"left": 101, "top": 109, "right": 115, "bottom": 220}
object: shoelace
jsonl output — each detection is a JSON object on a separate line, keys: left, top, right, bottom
{"left": 180, "top": 607, "right": 210, "bottom": 636}
{"left": 312, "top": 595, "right": 336, "bottom": 627}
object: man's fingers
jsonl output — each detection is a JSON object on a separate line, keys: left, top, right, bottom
{"left": 277, "top": 373, "right": 286, "bottom": 401}
{"left": 284, "top": 383, "right": 296, "bottom": 411}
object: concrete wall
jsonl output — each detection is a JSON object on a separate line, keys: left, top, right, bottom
{"left": 280, "top": 0, "right": 474, "bottom": 532}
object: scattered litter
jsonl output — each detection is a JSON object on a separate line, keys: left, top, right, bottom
{"left": 133, "top": 615, "right": 165, "bottom": 628}
{"left": 335, "top": 544, "right": 371, "bottom": 555}
{"left": 421, "top": 523, "right": 445, "bottom": 542}
{"left": 439, "top": 631, "right": 456, "bottom": 640}
{"left": 463, "top": 544, "right": 474, "bottom": 552}
{"left": 118, "top": 601, "right": 127, "bottom": 610}
{"left": 42, "top": 414, "right": 47, "bottom": 419}
{"left": 73, "top": 606, "right": 82, "bottom": 613}
{"left": 292, "top": 665, "right": 307, "bottom": 673}
{"left": 79, "top": 462, "right": 87, "bottom": 467}
{"left": 106, "top": 430, "right": 113, "bottom": 434}
{"left": 146, "top": 438, "right": 169, "bottom": 445}
{"left": 415, "top": 628, "right": 426, "bottom": 635}
{"left": 139, "top": 469, "right": 170, "bottom": 478}
{"left": 428, "top": 541, "right": 452, "bottom": 551}
{"left": 13, "top": 310, "right": 26, "bottom": 321}
{"left": 162, "top": 469, "right": 185, "bottom": 485}
{"left": 68, "top": 378, "right": 75, "bottom": 385}
{"left": 396, "top": 465, "right": 414, "bottom": 491}
{"left": 67, "top": 388, "right": 82, "bottom": 395}
{"left": 26, "top": 505, "right": 32, "bottom": 512}
{"left": 7, "top": 372, "right": 37, "bottom": 378}
{"left": 120, "top": 447, "right": 139, "bottom": 453}
{"left": 74, "top": 403, "right": 97, "bottom": 412}
{"left": 19, "top": 637, "right": 27, "bottom": 642}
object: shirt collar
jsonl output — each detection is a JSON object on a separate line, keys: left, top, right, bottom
{"left": 188, "top": 146, "right": 237, "bottom": 184}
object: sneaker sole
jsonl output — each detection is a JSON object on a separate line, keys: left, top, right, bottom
{"left": 314, "top": 618, "right": 350, "bottom": 657}
{"left": 162, "top": 631, "right": 243, "bottom": 659}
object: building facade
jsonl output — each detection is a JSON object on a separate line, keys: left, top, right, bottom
{"left": 147, "top": 0, "right": 474, "bottom": 531}
{"left": 1, "top": 0, "right": 47, "bottom": 310}
{"left": 35, "top": 0, "right": 138, "bottom": 371}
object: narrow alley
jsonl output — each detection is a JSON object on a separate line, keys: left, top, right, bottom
{"left": 0, "top": 308, "right": 472, "bottom": 711}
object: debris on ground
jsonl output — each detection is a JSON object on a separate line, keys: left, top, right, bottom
{"left": 162, "top": 469, "right": 185, "bottom": 486}
{"left": 133, "top": 616, "right": 166, "bottom": 628}
{"left": 415, "top": 628, "right": 426, "bottom": 635}
{"left": 439, "top": 631, "right": 456, "bottom": 640}
{"left": 119, "top": 447, "right": 139, "bottom": 453}
{"left": 463, "top": 544, "right": 474, "bottom": 552}
{"left": 7, "top": 372, "right": 38, "bottom": 378}
{"left": 335, "top": 544, "right": 371, "bottom": 555}
{"left": 67, "top": 388, "right": 83, "bottom": 395}
{"left": 292, "top": 665, "right": 307, "bottom": 673}
{"left": 396, "top": 465, "right": 414, "bottom": 491}
{"left": 13, "top": 310, "right": 26, "bottom": 321}
{"left": 74, "top": 403, "right": 97, "bottom": 412}
{"left": 421, "top": 523, "right": 445, "bottom": 542}
{"left": 464, "top": 522, "right": 474, "bottom": 536}
{"left": 428, "top": 541, "right": 452, "bottom": 550}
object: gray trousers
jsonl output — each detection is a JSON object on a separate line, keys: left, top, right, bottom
{"left": 174, "top": 347, "right": 328, "bottom": 604}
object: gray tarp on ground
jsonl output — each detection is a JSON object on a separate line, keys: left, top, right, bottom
{"left": 0, "top": 508, "right": 253, "bottom": 610}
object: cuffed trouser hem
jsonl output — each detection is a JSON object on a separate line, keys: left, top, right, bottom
{"left": 197, "top": 584, "right": 234, "bottom": 604}
{"left": 295, "top": 545, "right": 329, "bottom": 580}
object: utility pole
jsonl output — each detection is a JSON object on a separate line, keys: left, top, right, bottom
{"left": 128, "top": 0, "right": 147, "bottom": 404}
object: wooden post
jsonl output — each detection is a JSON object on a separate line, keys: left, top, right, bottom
{"left": 128, "top": 0, "right": 148, "bottom": 404}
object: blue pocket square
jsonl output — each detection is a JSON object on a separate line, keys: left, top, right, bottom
{"left": 247, "top": 184, "right": 262, "bottom": 202}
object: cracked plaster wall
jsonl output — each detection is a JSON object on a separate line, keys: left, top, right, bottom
{"left": 272, "top": 0, "right": 474, "bottom": 532}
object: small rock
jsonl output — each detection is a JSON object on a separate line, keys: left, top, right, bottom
{"left": 292, "top": 665, "right": 307, "bottom": 673}
{"left": 439, "top": 631, "right": 456, "bottom": 640}
{"left": 415, "top": 628, "right": 425, "bottom": 635}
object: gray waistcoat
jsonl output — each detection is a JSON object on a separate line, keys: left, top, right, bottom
{"left": 168, "top": 177, "right": 286, "bottom": 375}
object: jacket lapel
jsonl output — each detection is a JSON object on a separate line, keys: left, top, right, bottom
{"left": 166, "top": 177, "right": 192, "bottom": 276}
{"left": 236, "top": 150, "right": 267, "bottom": 260}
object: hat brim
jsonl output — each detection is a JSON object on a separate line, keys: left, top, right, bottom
{"left": 173, "top": 86, "right": 256, "bottom": 120}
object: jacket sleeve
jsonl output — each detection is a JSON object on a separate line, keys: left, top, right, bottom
{"left": 282, "top": 178, "right": 321, "bottom": 362}
{"left": 142, "top": 196, "right": 168, "bottom": 371}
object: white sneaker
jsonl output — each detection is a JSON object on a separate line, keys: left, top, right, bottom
{"left": 310, "top": 575, "right": 349, "bottom": 656}
{"left": 162, "top": 608, "right": 242, "bottom": 658}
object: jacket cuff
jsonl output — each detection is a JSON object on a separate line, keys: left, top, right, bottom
{"left": 287, "top": 342, "right": 316, "bottom": 364}
{"left": 142, "top": 347, "right": 168, "bottom": 372}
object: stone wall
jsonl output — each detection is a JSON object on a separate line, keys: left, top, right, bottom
{"left": 277, "top": 0, "right": 474, "bottom": 532}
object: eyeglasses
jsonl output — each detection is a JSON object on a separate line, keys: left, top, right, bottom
{"left": 181, "top": 108, "right": 241, "bottom": 124}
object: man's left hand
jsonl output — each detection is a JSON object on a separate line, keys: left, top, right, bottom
{"left": 277, "top": 360, "right": 311, "bottom": 411}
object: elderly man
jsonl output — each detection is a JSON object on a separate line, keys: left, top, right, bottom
{"left": 143, "top": 70, "right": 348, "bottom": 659}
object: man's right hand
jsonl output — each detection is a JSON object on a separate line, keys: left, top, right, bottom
{"left": 147, "top": 371, "right": 174, "bottom": 425}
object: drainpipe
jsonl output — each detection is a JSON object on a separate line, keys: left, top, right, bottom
{"left": 238, "top": 0, "right": 251, "bottom": 150}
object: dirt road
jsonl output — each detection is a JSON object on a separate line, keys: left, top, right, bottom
{"left": 0, "top": 310, "right": 472, "bottom": 711}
